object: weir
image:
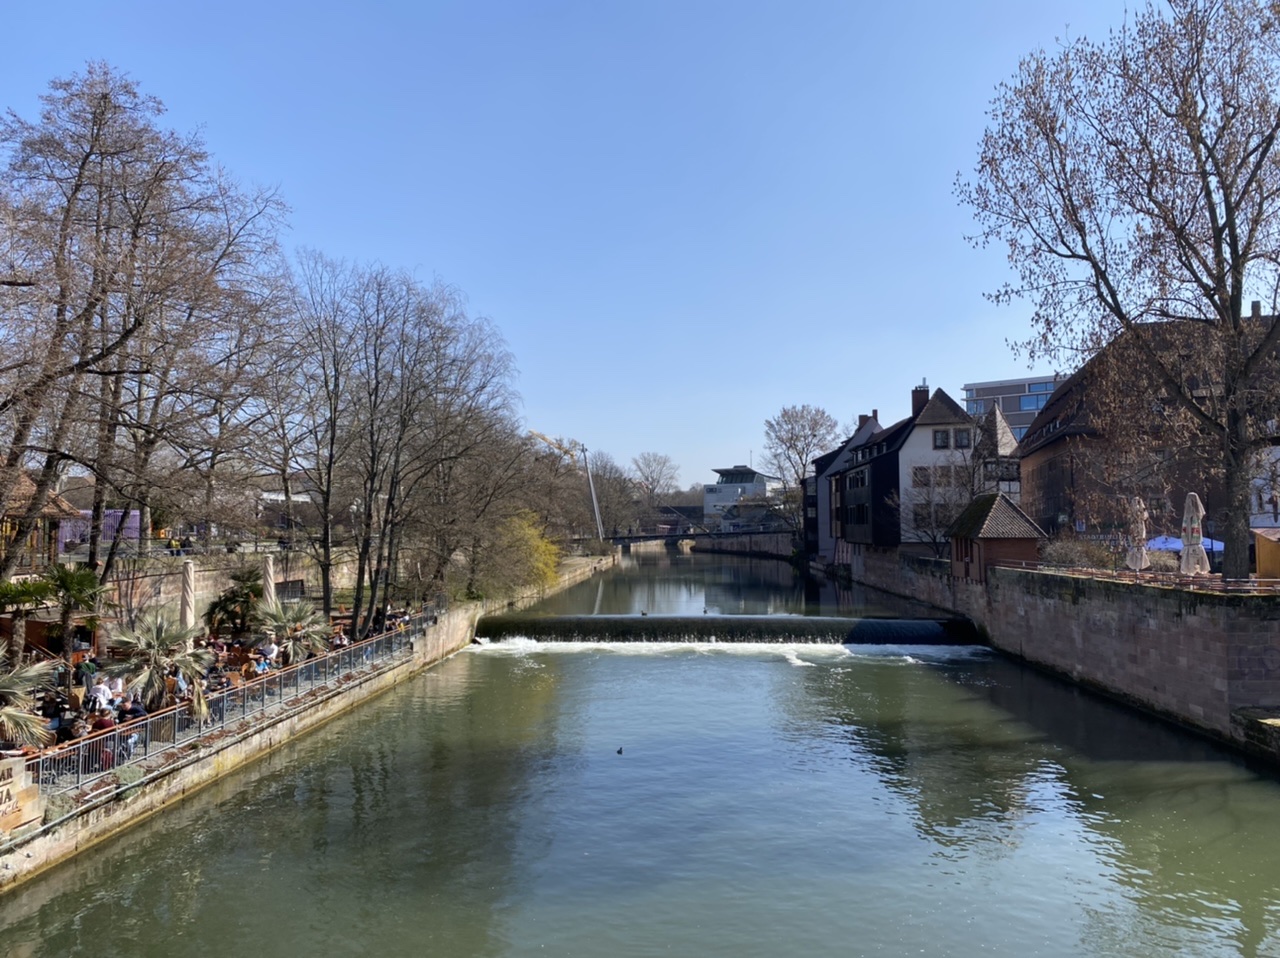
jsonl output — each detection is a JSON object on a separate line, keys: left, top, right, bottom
{"left": 474, "top": 613, "right": 981, "bottom": 645}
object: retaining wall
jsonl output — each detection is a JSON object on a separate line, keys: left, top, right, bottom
{"left": 691, "top": 532, "right": 793, "bottom": 559}
{"left": 0, "top": 555, "right": 614, "bottom": 894}
{"left": 852, "top": 548, "right": 1280, "bottom": 751}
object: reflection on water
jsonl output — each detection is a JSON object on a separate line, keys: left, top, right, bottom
{"left": 527, "top": 552, "right": 941, "bottom": 618}
{"left": 4, "top": 557, "right": 1280, "bottom": 957}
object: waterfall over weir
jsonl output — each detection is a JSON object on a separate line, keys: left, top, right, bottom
{"left": 474, "top": 613, "right": 982, "bottom": 645}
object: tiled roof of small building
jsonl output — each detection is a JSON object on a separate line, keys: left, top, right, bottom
{"left": 2, "top": 473, "right": 81, "bottom": 520}
{"left": 948, "top": 492, "right": 1045, "bottom": 540}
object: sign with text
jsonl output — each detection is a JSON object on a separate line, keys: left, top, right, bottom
{"left": 0, "top": 756, "right": 44, "bottom": 834}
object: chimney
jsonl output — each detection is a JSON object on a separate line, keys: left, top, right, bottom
{"left": 857, "top": 414, "right": 869, "bottom": 429}
{"left": 872, "top": 408, "right": 878, "bottom": 422}
{"left": 911, "top": 380, "right": 930, "bottom": 417}
{"left": 1253, "top": 300, "right": 1263, "bottom": 318}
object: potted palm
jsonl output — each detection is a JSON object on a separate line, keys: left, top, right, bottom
{"left": 0, "top": 640, "right": 57, "bottom": 748}
{"left": 106, "top": 612, "right": 214, "bottom": 719}
{"left": 253, "top": 599, "right": 330, "bottom": 666}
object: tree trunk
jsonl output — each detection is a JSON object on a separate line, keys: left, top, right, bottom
{"left": 1221, "top": 440, "right": 1254, "bottom": 580}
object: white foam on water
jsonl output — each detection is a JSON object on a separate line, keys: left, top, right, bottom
{"left": 837, "top": 644, "right": 992, "bottom": 664}
{"left": 469, "top": 636, "right": 989, "bottom": 665}
{"left": 781, "top": 648, "right": 817, "bottom": 668}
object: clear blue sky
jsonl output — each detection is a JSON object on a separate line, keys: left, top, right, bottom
{"left": 2, "top": 1, "right": 1126, "bottom": 488}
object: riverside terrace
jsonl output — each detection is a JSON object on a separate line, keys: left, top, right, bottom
{"left": 0, "top": 613, "right": 432, "bottom": 841}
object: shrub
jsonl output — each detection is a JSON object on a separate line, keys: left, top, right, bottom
{"left": 1041, "top": 537, "right": 1118, "bottom": 569}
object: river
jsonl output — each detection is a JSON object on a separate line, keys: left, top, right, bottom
{"left": 3, "top": 554, "right": 1280, "bottom": 957}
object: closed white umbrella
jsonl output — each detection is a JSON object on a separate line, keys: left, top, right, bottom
{"left": 1125, "top": 496, "right": 1150, "bottom": 571}
{"left": 262, "top": 554, "right": 277, "bottom": 607}
{"left": 1180, "top": 493, "right": 1212, "bottom": 575}
{"left": 180, "top": 558, "right": 196, "bottom": 631}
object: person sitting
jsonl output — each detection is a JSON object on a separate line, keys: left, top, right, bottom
{"left": 39, "top": 693, "right": 63, "bottom": 730}
{"left": 69, "top": 712, "right": 92, "bottom": 740}
{"left": 259, "top": 638, "right": 279, "bottom": 664}
{"left": 88, "top": 676, "right": 113, "bottom": 712}
{"left": 90, "top": 708, "right": 116, "bottom": 770}
{"left": 254, "top": 654, "right": 271, "bottom": 676}
{"left": 117, "top": 696, "right": 147, "bottom": 723}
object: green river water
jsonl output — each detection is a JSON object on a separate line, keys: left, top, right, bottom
{"left": 3, "top": 555, "right": 1280, "bottom": 957}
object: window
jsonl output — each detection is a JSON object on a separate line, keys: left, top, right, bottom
{"left": 853, "top": 504, "right": 869, "bottom": 524}
{"left": 1020, "top": 393, "right": 1050, "bottom": 411}
{"left": 1013, "top": 426, "right": 1027, "bottom": 441}
{"left": 912, "top": 466, "right": 932, "bottom": 487}
{"left": 847, "top": 469, "right": 868, "bottom": 489}
{"left": 955, "top": 428, "right": 971, "bottom": 449}
{"left": 1028, "top": 381, "right": 1055, "bottom": 393}
{"left": 912, "top": 503, "right": 932, "bottom": 528}
{"left": 966, "top": 399, "right": 985, "bottom": 415}
{"left": 933, "top": 429, "right": 950, "bottom": 449}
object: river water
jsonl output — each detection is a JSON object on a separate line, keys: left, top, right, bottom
{"left": 4, "top": 554, "right": 1280, "bottom": 957}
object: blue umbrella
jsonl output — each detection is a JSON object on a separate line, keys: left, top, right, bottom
{"left": 1148, "top": 534, "right": 1224, "bottom": 552}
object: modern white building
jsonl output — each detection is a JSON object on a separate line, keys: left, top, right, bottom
{"left": 962, "top": 374, "right": 1063, "bottom": 442}
{"left": 703, "top": 466, "right": 783, "bottom": 528}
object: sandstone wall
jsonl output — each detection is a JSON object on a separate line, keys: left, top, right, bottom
{"left": 851, "top": 549, "right": 1280, "bottom": 745}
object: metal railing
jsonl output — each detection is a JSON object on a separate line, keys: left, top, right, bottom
{"left": 24, "top": 612, "right": 436, "bottom": 799}
{"left": 987, "top": 559, "right": 1280, "bottom": 594}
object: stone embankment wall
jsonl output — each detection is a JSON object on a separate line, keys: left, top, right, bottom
{"left": 109, "top": 550, "right": 362, "bottom": 622}
{"left": 690, "top": 533, "right": 793, "bottom": 559}
{"left": 0, "top": 554, "right": 615, "bottom": 894}
{"left": 852, "top": 548, "right": 1280, "bottom": 751}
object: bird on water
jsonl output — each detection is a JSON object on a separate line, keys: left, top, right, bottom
{"left": 617, "top": 747, "right": 623, "bottom": 755}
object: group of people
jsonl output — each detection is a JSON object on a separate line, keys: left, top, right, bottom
{"left": 6, "top": 611, "right": 409, "bottom": 759}
{"left": 203, "top": 634, "right": 283, "bottom": 680}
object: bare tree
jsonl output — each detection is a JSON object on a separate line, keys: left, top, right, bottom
{"left": 0, "top": 64, "right": 218, "bottom": 578}
{"left": 959, "top": 0, "right": 1280, "bottom": 578}
{"left": 631, "top": 452, "right": 680, "bottom": 511}
{"left": 890, "top": 452, "right": 985, "bottom": 558}
{"left": 762, "top": 405, "right": 840, "bottom": 491}
{"left": 591, "top": 452, "right": 640, "bottom": 535}
{"left": 0, "top": 64, "right": 287, "bottom": 582}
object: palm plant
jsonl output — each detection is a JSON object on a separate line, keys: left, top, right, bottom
{"left": 107, "top": 611, "right": 214, "bottom": 718}
{"left": 0, "top": 578, "right": 56, "bottom": 661}
{"left": 0, "top": 639, "right": 57, "bottom": 748}
{"left": 41, "top": 564, "right": 106, "bottom": 696}
{"left": 253, "top": 599, "right": 330, "bottom": 665}
{"left": 203, "top": 567, "right": 262, "bottom": 637}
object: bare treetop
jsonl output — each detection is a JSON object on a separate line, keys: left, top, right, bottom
{"left": 959, "top": 0, "right": 1280, "bottom": 577}
{"left": 762, "top": 404, "right": 840, "bottom": 491}
{"left": 631, "top": 452, "right": 680, "bottom": 509}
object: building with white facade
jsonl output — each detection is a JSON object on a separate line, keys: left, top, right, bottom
{"left": 704, "top": 466, "right": 783, "bottom": 530}
{"left": 896, "top": 389, "right": 980, "bottom": 553}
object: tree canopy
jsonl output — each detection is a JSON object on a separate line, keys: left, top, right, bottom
{"left": 959, "top": 0, "right": 1280, "bottom": 576}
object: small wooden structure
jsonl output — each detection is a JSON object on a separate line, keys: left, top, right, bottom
{"left": 1, "top": 474, "right": 81, "bottom": 572}
{"left": 1253, "top": 528, "right": 1280, "bottom": 579}
{"left": 947, "top": 492, "right": 1046, "bottom": 583}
